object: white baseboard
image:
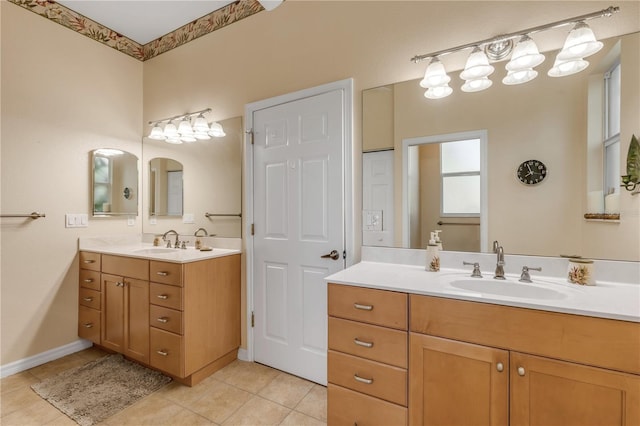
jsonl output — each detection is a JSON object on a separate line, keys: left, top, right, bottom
{"left": 237, "top": 347, "right": 250, "bottom": 362}
{"left": 0, "top": 339, "right": 93, "bottom": 378}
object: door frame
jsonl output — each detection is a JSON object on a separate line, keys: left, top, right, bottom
{"left": 242, "top": 78, "right": 355, "bottom": 362}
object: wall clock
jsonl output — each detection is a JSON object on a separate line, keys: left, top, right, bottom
{"left": 517, "top": 159, "right": 547, "bottom": 185}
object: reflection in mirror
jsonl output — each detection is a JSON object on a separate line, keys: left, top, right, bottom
{"left": 149, "top": 158, "right": 183, "bottom": 217}
{"left": 92, "top": 148, "right": 138, "bottom": 216}
{"left": 362, "top": 33, "right": 639, "bottom": 261}
{"left": 142, "top": 116, "right": 242, "bottom": 237}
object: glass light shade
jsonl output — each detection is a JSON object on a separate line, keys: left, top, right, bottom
{"left": 424, "top": 84, "right": 453, "bottom": 99}
{"left": 547, "top": 57, "right": 589, "bottom": 77}
{"left": 460, "top": 47, "right": 494, "bottom": 80}
{"left": 502, "top": 69, "right": 538, "bottom": 85}
{"left": 177, "top": 119, "right": 194, "bottom": 136}
{"left": 193, "top": 115, "right": 209, "bottom": 132}
{"left": 165, "top": 136, "right": 182, "bottom": 144}
{"left": 505, "top": 35, "right": 545, "bottom": 71}
{"left": 194, "top": 131, "right": 211, "bottom": 140}
{"left": 163, "top": 121, "right": 178, "bottom": 138}
{"left": 148, "top": 125, "right": 166, "bottom": 140}
{"left": 461, "top": 77, "right": 493, "bottom": 92}
{"left": 556, "top": 22, "right": 603, "bottom": 61}
{"left": 208, "top": 122, "right": 226, "bottom": 137}
{"left": 419, "top": 58, "right": 451, "bottom": 88}
{"left": 180, "top": 135, "right": 197, "bottom": 143}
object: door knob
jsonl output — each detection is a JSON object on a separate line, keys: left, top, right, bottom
{"left": 321, "top": 250, "right": 340, "bottom": 260}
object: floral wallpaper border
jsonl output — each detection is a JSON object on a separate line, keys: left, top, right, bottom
{"left": 7, "top": 0, "right": 264, "bottom": 61}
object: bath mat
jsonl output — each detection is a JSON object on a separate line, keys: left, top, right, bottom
{"left": 31, "top": 354, "right": 171, "bottom": 426}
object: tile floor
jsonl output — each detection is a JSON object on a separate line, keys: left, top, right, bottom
{"left": 0, "top": 347, "right": 327, "bottom": 426}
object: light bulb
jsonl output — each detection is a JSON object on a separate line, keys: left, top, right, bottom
{"left": 424, "top": 84, "right": 453, "bottom": 99}
{"left": 461, "top": 77, "right": 493, "bottom": 92}
{"left": 502, "top": 69, "right": 538, "bottom": 85}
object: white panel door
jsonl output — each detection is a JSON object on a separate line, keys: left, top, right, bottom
{"left": 362, "top": 150, "right": 394, "bottom": 247}
{"left": 253, "top": 89, "right": 345, "bottom": 385}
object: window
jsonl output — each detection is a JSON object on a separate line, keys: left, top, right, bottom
{"left": 440, "top": 138, "right": 481, "bottom": 216}
{"left": 603, "top": 61, "right": 621, "bottom": 196}
{"left": 93, "top": 155, "right": 111, "bottom": 212}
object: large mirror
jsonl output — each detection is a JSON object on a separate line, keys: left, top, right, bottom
{"left": 362, "top": 32, "right": 639, "bottom": 261}
{"left": 142, "top": 116, "right": 242, "bottom": 238}
{"left": 92, "top": 148, "right": 138, "bottom": 216}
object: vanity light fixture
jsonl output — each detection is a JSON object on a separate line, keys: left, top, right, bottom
{"left": 411, "top": 6, "right": 618, "bottom": 99}
{"left": 147, "top": 108, "right": 226, "bottom": 144}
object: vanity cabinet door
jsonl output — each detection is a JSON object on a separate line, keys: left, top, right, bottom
{"left": 102, "top": 274, "right": 125, "bottom": 353}
{"left": 409, "top": 333, "right": 508, "bottom": 426}
{"left": 125, "top": 278, "right": 150, "bottom": 364}
{"left": 510, "top": 352, "right": 640, "bottom": 426}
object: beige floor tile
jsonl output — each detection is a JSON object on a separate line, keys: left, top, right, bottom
{"left": 160, "top": 408, "right": 217, "bottom": 425}
{"left": 44, "top": 412, "right": 80, "bottom": 425}
{"left": 0, "top": 398, "right": 64, "bottom": 425}
{"left": 258, "top": 372, "right": 314, "bottom": 408}
{"left": 1, "top": 371, "right": 38, "bottom": 396}
{"left": 222, "top": 396, "right": 290, "bottom": 426}
{"left": 102, "top": 394, "right": 184, "bottom": 425}
{"left": 281, "top": 410, "right": 326, "bottom": 426}
{"left": 187, "top": 380, "right": 253, "bottom": 424}
{"left": 75, "top": 346, "right": 110, "bottom": 362}
{"left": 26, "top": 354, "right": 88, "bottom": 380}
{"left": 1, "top": 386, "right": 45, "bottom": 417}
{"left": 213, "top": 361, "right": 279, "bottom": 393}
{"left": 294, "top": 385, "right": 327, "bottom": 422}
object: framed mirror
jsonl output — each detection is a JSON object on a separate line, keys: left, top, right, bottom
{"left": 362, "top": 32, "right": 639, "bottom": 261}
{"left": 91, "top": 148, "right": 138, "bottom": 216}
{"left": 149, "top": 157, "right": 184, "bottom": 217}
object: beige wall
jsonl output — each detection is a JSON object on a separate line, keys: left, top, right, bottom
{"left": 2, "top": 1, "right": 638, "bottom": 365}
{"left": 1, "top": 3, "right": 143, "bottom": 365}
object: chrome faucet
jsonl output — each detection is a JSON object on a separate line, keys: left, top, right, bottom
{"left": 162, "top": 230, "right": 179, "bottom": 248}
{"left": 194, "top": 227, "right": 209, "bottom": 237}
{"left": 493, "top": 240, "right": 505, "bottom": 280}
{"left": 519, "top": 266, "right": 542, "bottom": 283}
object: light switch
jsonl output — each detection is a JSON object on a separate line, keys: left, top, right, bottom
{"left": 183, "top": 213, "right": 194, "bottom": 224}
{"left": 127, "top": 217, "right": 135, "bottom": 226}
{"left": 65, "top": 213, "right": 88, "bottom": 228}
{"left": 362, "top": 210, "right": 383, "bottom": 231}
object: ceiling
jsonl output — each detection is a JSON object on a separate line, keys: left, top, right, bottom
{"left": 56, "top": 1, "right": 237, "bottom": 44}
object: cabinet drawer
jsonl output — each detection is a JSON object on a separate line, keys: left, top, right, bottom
{"left": 78, "top": 305, "right": 101, "bottom": 344}
{"left": 79, "top": 252, "right": 101, "bottom": 272}
{"left": 328, "top": 350, "right": 407, "bottom": 406}
{"left": 102, "top": 255, "right": 149, "bottom": 281}
{"left": 329, "top": 317, "right": 407, "bottom": 368}
{"left": 150, "top": 261, "right": 182, "bottom": 286}
{"left": 328, "top": 383, "right": 407, "bottom": 426}
{"left": 79, "top": 288, "right": 101, "bottom": 310}
{"left": 150, "top": 305, "right": 183, "bottom": 335}
{"left": 150, "top": 328, "right": 184, "bottom": 377}
{"left": 79, "top": 269, "right": 100, "bottom": 291}
{"left": 150, "top": 283, "right": 183, "bottom": 310}
{"left": 328, "top": 284, "right": 407, "bottom": 330}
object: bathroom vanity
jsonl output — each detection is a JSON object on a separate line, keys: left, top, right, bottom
{"left": 326, "top": 259, "right": 640, "bottom": 425}
{"left": 78, "top": 239, "right": 241, "bottom": 386}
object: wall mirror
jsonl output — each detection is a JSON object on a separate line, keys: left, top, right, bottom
{"left": 142, "top": 116, "right": 242, "bottom": 237}
{"left": 362, "top": 32, "right": 639, "bottom": 261}
{"left": 149, "top": 158, "right": 184, "bottom": 217}
{"left": 91, "top": 148, "right": 138, "bottom": 216}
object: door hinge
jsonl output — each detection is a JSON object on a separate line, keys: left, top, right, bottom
{"left": 343, "top": 250, "right": 347, "bottom": 259}
{"left": 251, "top": 223, "right": 255, "bottom": 235}
{"left": 251, "top": 311, "right": 255, "bottom": 327}
{"left": 246, "top": 129, "right": 254, "bottom": 145}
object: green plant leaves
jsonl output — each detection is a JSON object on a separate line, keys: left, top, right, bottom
{"left": 627, "top": 134, "right": 640, "bottom": 182}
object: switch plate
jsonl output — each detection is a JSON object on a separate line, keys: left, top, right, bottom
{"left": 127, "top": 217, "right": 135, "bottom": 226}
{"left": 362, "top": 210, "right": 383, "bottom": 231}
{"left": 65, "top": 214, "right": 88, "bottom": 228}
{"left": 183, "top": 213, "right": 194, "bottom": 224}
{"left": 149, "top": 217, "right": 157, "bottom": 225}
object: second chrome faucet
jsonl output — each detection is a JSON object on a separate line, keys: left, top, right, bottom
{"left": 493, "top": 240, "right": 505, "bottom": 280}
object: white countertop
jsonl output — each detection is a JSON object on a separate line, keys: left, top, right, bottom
{"left": 79, "top": 237, "right": 240, "bottom": 264}
{"left": 326, "top": 261, "right": 640, "bottom": 323}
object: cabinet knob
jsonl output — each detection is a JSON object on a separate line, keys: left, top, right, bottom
{"left": 496, "top": 362, "right": 504, "bottom": 372}
{"left": 157, "top": 271, "right": 169, "bottom": 276}
{"left": 353, "top": 303, "right": 373, "bottom": 311}
{"left": 156, "top": 350, "right": 168, "bottom": 356}
{"left": 156, "top": 317, "right": 169, "bottom": 323}
{"left": 354, "top": 374, "right": 373, "bottom": 385}
{"left": 354, "top": 338, "right": 374, "bottom": 348}
{"left": 116, "top": 282, "right": 124, "bottom": 287}
{"left": 518, "top": 367, "right": 526, "bottom": 376}
{"left": 156, "top": 294, "right": 169, "bottom": 300}
{"left": 82, "top": 297, "right": 93, "bottom": 302}
{"left": 82, "top": 323, "right": 93, "bottom": 328}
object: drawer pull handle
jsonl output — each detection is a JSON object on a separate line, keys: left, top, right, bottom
{"left": 82, "top": 323, "right": 93, "bottom": 328}
{"left": 157, "top": 317, "right": 169, "bottom": 323}
{"left": 496, "top": 362, "right": 504, "bottom": 372}
{"left": 83, "top": 260, "right": 95, "bottom": 264}
{"left": 156, "top": 271, "right": 169, "bottom": 276}
{"left": 157, "top": 294, "right": 169, "bottom": 300}
{"left": 353, "top": 303, "right": 373, "bottom": 311}
{"left": 82, "top": 297, "right": 93, "bottom": 302}
{"left": 83, "top": 278, "right": 94, "bottom": 283}
{"left": 518, "top": 367, "right": 526, "bottom": 377}
{"left": 156, "top": 350, "right": 168, "bottom": 356}
{"left": 116, "top": 282, "right": 125, "bottom": 287}
{"left": 354, "top": 374, "right": 373, "bottom": 385}
{"left": 354, "top": 338, "right": 373, "bottom": 348}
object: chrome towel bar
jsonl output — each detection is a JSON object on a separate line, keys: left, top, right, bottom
{"left": 1, "top": 212, "right": 46, "bottom": 219}
{"left": 437, "top": 220, "right": 479, "bottom": 226}
{"left": 205, "top": 213, "right": 242, "bottom": 218}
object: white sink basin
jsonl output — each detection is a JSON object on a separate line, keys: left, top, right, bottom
{"left": 450, "top": 279, "right": 566, "bottom": 300}
{"left": 131, "top": 248, "right": 179, "bottom": 254}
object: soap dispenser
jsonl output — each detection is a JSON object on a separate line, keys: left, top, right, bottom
{"left": 434, "top": 230, "right": 443, "bottom": 250}
{"left": 426, "top": 232, "right": 440, "bottom": 272}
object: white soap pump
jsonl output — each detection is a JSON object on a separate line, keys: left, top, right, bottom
{"left": 434, "top": 229, "right": 443, "bottom": 250}
{"left": 426, "top": 232, "right": 440, "bottom": 272}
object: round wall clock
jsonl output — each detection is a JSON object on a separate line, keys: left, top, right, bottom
{"left": 516, "top": 159, "right": 547, "bottom": 185}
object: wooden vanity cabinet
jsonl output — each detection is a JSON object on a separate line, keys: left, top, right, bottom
{"left": 78, "top": 252, "right": 101, "bottom": 343}
{"left": 409, "top": 294, "right": 640, "bottom": 426}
